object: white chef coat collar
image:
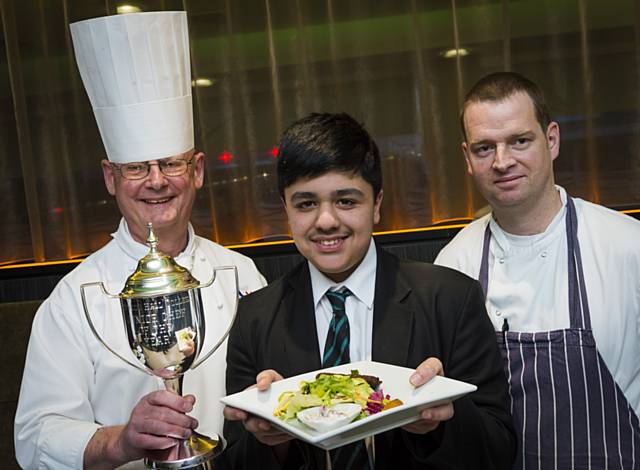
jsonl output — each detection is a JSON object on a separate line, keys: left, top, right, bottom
{"left": 309, "top": 238, "right": 377, "bottom": 311}
{"left": 111, "top": 218, "right": 197, "bottom": 264}
{"left": 489, "top": 185, "right": 568, "bottom": 254}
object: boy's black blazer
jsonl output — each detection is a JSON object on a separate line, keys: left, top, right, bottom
{"left": 223, "top": 245, "right": 516, "bottom": 470}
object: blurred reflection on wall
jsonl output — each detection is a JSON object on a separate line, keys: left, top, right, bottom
{"left": 1, "top": 0, "right": 639, "bottom": 264}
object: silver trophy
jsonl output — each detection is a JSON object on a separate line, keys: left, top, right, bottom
{"left": 81, "top": 224, "right": 239, "bottom": 469}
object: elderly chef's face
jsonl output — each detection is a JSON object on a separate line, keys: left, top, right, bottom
{"left": 101, "top": 149, "right": 204, "bottom": 244}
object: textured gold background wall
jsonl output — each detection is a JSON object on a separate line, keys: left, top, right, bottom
{"left": 1, "top": 0, "right": 639, "bottom": 264}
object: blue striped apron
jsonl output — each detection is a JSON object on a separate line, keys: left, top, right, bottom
{"left": 479, "top": 197, "right": 640, "bottom": 469}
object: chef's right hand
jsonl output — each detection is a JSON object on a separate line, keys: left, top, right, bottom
{"left": 122, "top": 390, "right": 199, "bottom": 459}
{"left": 223, "top": 369, "right": 294, "bottom": 446}
{"left": 84, "top": 390, "right": 198, "bottom": 468}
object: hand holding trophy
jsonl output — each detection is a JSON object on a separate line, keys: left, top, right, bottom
{"left": 81, "top": 224, "right": 238, "bottom": 469}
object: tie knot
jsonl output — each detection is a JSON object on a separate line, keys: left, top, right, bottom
{"left": 326, "top": 287, "right": 351, "bottom": 314}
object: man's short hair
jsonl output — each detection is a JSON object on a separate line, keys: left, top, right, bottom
{"left": 277, "top": 112, "right": 382, "bottom": 198}
{"left": 460, "top": 72, "right": 551, "bottom": 140}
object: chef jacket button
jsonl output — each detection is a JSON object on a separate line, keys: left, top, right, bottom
{"left": 200, "top": 257, "right": 206, "bottom": 262}
{"left": 541, "top": 251, "right": 547, "bottom": 258}
{"left": 499, "top": 258, "right": 505, "bottom": 264}
{"left": 496, "top": 310, "right": 502, "bottom": 317}
{"left": 217, "top": 303, "right": 224, "bottom": 309}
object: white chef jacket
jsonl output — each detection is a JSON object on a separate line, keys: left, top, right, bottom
{"left": 435, "top": 186, "right": 640, "bottom": 416}
{"left": 309, "top": 239, "right": 377, "bottom": 363}
{"left": 14, "top": 219, "right": 266, "bottom": 469}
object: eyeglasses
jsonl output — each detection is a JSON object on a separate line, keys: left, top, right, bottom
{"left": 112, "top": 158, "right": 193, "bottom": 180}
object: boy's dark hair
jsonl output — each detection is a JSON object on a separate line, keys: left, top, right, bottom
{"left": 460, "top": 72, "right": 551, "bottom": 140}
{"left": 277, "top": 113, "right": 382, "bottom": 198}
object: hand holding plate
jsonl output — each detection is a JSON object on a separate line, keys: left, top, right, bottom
{"left": 224, "top": 369, "right": 294, "bottom": 446}
{"left": 403, "top": 357, "right": 454, "bottom": 434}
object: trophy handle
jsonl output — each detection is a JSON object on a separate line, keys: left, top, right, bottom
{"left": 190, "top": 265, "right": 240, "bottom": 370}
{"left": 197, "top": 267, "right": 217, "bottom": 289}
{"left": 80, "top": 282, "right": 153, "bottom": 376}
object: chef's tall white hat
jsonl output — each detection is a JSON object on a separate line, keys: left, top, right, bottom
{"left": 70, "top": 11, "right": 193, "bottom": 163}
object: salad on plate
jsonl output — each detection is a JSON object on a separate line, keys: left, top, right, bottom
{"left": 273, "top": 370, "right": 403, "bottom": 432}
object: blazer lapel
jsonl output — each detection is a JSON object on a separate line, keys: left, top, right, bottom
{"left": 371, "top": 247, "right": 414, "bottom": 367}
{"left": 279, "top": 263, "right": 322, "bottom": 377}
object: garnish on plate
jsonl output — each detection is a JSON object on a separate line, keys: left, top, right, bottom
{"left": 274, "top": 369, "right": 403, "bottom": 430}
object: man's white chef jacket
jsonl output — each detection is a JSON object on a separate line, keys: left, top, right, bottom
{"left": 435, "top": 186, "right": 640, "bottom": 416}
{"left": 14, "top": 219, "right": 266, "bottom": 469}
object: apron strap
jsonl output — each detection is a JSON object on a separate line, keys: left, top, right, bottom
{"left": 566, "top": 197, "right": 591, "bottom": 330}
{"left": 479, "top": 223, "right": 491, "bottom": 297}
{"left": 478, "top": 197, "right": 592, "bottom": 330}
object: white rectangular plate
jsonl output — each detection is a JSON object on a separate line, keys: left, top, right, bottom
{"left": 221, "top": 360, "right": 477, "bottom": 450}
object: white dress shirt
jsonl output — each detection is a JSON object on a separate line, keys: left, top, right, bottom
{"left": 309, "top": 239, "right": 377, "bottom": 363}
{"left": 14, "top": 219, "right": 266, "bottom": 469}
{"left": 435, "top": 186, "right": 640, "bottom": 415}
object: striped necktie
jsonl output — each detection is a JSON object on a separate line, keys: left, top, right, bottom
{"left": 322, "top": 288, "right": 372, "bottom": 469}
{"left": 323, "top": 288, "right": 352, "bottom": 367}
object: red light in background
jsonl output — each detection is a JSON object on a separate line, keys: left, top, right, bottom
{"left": 52, "top": 207, "right": 63, "bottom": 214}
{"left": 218, "top": 151, "right": 233, "bottom": 164}
{"left": 269, "top": 146, "right": 279, "bottom": 158}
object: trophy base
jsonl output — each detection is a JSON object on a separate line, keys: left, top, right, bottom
{"left": 145, "top": 432, "right": 225, "bottom": 469}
